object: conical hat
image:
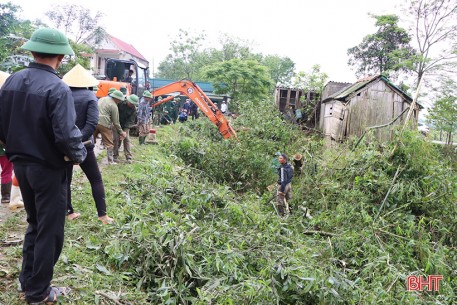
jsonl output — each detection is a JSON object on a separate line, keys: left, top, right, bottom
{"left": 0, "top": 71, "right": 10, "bottom": 86}
{"left": 62, "top": 64, "right": 99, "bottom": 88}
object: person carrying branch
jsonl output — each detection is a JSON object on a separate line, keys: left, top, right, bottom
{"left": 277, "top": 153, "right": 294, "bottom": 216}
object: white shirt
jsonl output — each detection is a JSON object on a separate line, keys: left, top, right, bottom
{"left": 221, "top": 102, "right": 228, "bottom": 113}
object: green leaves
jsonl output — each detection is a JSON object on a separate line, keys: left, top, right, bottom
{"left": 202, "top": 58, "right": 273, "bottom": 109}
{"left": 347, "top": 14, "right": 414, "bottom": 80}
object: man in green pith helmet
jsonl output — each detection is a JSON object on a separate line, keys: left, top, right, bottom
{"left": 114, "top": 94, "right": 138, "bottom": 163}
{"left": 94, "top": 90, "right": 126, "bottom": 164}
{"left": 0, "top": 27, "right": 86, "bottom": 304}
{"left": 137, "top": 91, "right": 153, "bottom": 145}
{"left": 170, "top": 96, "right": 180, "bottom": 123}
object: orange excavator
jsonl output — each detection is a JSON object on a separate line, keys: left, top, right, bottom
{"left": 94, "top": 58, "right": 235, "bottom": 139}
{"left": 151, "top": 80, "right": 237, "bottom": 139}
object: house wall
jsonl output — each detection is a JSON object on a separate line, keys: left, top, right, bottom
{"left": 321, "top": 100, "right": 346, "bottom": 141}
{"left": 321, "top": 82, "right": 351, "bottom": 100}
{"left": 346, "top": 79, "right": 408, "bottom": 141}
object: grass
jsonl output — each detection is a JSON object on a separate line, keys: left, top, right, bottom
{"left": 0, "top": 130, "right": 174, "bottom": 304}
{"left": 0, "top": 120, "right": 456, "bottom": 304}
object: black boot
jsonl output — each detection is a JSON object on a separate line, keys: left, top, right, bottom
{"left": 1, "top": 182, "right": 12, "bottom": 204}
{"left": 277, "top": 204, "right": 285, "bottom": 216}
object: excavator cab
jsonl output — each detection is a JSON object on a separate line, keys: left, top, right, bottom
{"left": 95, "top": 58, "right": 150, "bottom": 98}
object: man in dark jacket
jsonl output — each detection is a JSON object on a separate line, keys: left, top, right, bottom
{"left": 0, "top": 28, "right": 86, "bottom": 304}
{"left": 277, "top": 153, "right": 294, "bottom": 216}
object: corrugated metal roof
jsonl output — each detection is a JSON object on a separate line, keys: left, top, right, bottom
{"left": 331, "top": 78, "right": 373, "bottom": 99}
{"left": 324, "top": 75, "right": 415, "bottom": 105}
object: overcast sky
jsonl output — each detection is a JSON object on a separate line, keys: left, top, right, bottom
{"left": 10, "top": 0, "right": 405, "bottom": 83}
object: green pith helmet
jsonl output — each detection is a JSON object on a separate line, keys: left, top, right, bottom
{"left": 108, "top": 87, "right": 116, "bottom": 94}
{"left": 119, "top": 87, "right": 127, "bottom": 94}
{"left": 127, "top": 94, "right": 139, "bottom": 106}
{"left": 21, "top": 27, "right": 74, "bottom": 55}
{"left": 109, "top": 90, "right": 125, "bottom": 101}
{"left": 143, "top": 91, "right": 152, "bottom": 98}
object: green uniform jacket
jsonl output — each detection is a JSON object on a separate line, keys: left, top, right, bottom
{"left": 118, "top": 102, "right": 137, "bottom": 129}
{"left": 98, "top": 96, "right": 123, "bottom": 134}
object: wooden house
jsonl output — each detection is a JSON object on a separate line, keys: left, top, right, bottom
{"left": 275, "top": 86, "right": 305, "bottom": 112}
{"left": 319, "top": 75, "right": 421, "bottom": 142}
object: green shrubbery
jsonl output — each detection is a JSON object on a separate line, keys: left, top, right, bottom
{"left": 99, "top": 102, "right": 456, "bottom": 304}
{"left": 3, "top": 101, "right": 453, "bottom": 304}
{"left": 163, "top": 102, "right": 309, "bottom": 192}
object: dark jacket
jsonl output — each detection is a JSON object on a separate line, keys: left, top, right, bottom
{"left": 71, "top": 88, "right": 99, "bottom": 149}
{"left": 118, "top": 102, "right": 137, "bottom": 129}
{"left": 277, "top": 162, "right": 294, "bottom": 192}
{"left": 0, "top": 62, "right": 86, "bottom": 168}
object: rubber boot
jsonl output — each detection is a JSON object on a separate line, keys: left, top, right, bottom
{"left": 139, "top": 136, "right": 144, "bottom": 145}
{"left": 1, "top": 182, "right": 12, "bottom": 204}
{"left": 107, "top": 149, "right": 116, "bottom": 164}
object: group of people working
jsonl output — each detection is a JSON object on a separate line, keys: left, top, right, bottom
{"left": 0, "top": 26, "right": 287, "bottom": 305}
{"left": 0, "top": 27, "right": 157, "bottom": 304}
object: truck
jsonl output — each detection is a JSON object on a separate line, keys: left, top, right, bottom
{"left": 94, "top": 58, "right": 149, "bottom": 98}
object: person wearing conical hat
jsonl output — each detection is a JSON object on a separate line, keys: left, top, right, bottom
{"left": 113, "top": 94, "right": 138, "bottom": 163}
{"left": 62, "top": 64, "right": 114, "bottom": 225}
{"left": 0, "top": 28, "right": 86, "bottom": 304}
{"left": 0, "top": 71, "right": 14, "bottom": 206}
{"left": 93, "top": 90, "right": 126, "bottom": 164}
{"left": 137, "top": 91, "right": 153, "bottom": 145}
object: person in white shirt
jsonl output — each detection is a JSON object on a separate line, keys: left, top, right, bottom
{"left": 220, "top": 100, "right": 228, "bottom": 114}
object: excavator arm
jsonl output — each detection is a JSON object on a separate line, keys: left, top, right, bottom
{"left": 151, "top": 80, "right": 237, "bottom": 139}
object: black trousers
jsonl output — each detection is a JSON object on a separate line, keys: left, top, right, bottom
{"left": 66, "top": 147, "right": 107, "bottom": 217}
{"left": 14, "top": 162, "right": 67, "bottom": 303}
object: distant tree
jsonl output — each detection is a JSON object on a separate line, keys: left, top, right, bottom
{"left": 56, "top": 41, "right": 93, "bottom": 76}
{"left": 348, "top": 14, "right": 414, "bottom": 79}
{"left": 427, "top": 78, "right": 457, "bottom": 144}
{"left": 216, "top": 34, "right": 260, "bottom": 61}
{"left": 262, "top": 55, "right": 295, "bottom": 88}
{"left": 0, "top": 3, "right": 36, "bottom": 71}
{"left": 203, "top": 58, "right": 273, "bottom": 110}
{"left": 45, "top": 4, "right": 105, "bottom": 44}
{"left": 156, "top": 29, "right": 206, "bottom": 80}
{"left": 0, "top": 2, "right": 20, "bottom": 37}
{"left": 403, "top": 0, "right": 457, "bottom": 87}
{"left": 428, "top": 96, "right": 457, "bottom": 145}
{"left": 292, "top": 64, "right": 328, "bottom": 126}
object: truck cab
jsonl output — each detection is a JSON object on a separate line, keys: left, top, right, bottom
{"left": 95, "top": 58, "right": 149, "bottom": 98}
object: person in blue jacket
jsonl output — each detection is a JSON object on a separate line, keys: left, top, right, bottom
{"left": 277, "top": 153, "right": 294, "bottom": 216}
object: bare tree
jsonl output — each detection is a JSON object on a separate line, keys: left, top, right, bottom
{"left": 405, "top": 0, "right": 457, "bottom": 87}
{"left": 45, "top": 4, "right": 105, "bottom": 44}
